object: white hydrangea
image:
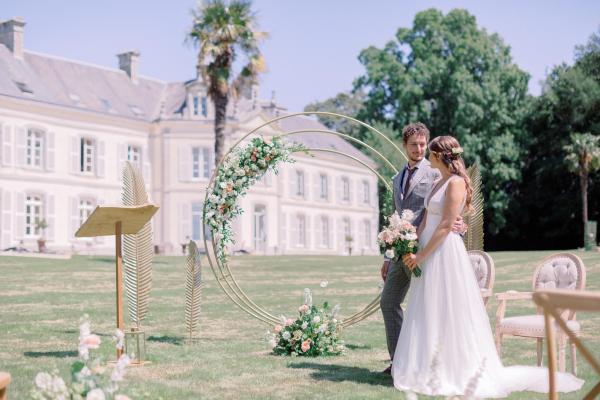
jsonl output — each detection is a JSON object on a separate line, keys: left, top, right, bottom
{"left": 401, "top": 209, "right": 415, "bottom": 222}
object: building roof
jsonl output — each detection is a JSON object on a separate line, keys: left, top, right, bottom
{"left": 0, "top": 43, "right": 377, "bottom": 167}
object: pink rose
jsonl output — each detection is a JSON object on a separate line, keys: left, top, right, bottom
{"left": 285, "top": 318, "right": 294, "bottom": 326}
{"left": 298, "top": 304, "right": 309, "bottom": 314}
{"left": 80, "top": 334, "right": 101, "bottom": 349}
{"left": 274, "top": 324, "right": 283, "bottom": 334}
{"left": 301, "top": 339, "right": 312, "bottom": 353}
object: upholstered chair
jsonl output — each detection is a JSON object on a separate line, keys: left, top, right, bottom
{"left": 468, "top": 250, "right": 495, "bottom": 306}
{"left": 494, "top": 253, "right": 586, "bottom": 374}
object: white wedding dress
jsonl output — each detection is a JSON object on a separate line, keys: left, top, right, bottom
{"left": 392, "top": 176, "right": 584, "bottom": 398}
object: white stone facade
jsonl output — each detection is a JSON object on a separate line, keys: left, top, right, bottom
{"left": 0, "top": 18, "right": 380, "bottom": 255}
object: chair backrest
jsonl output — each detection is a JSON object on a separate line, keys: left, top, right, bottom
{"left": 468, "top": 250, "right": 495, "bottom": 304}
{"left": 532, "top": 252, "right": 586, "bottom": 319}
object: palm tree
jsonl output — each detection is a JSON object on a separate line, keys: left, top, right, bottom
{"left": 188, "top": 0, "right": 266, "bottom": 164}
{"left": 564, "top": 132, "right": 600, "bottom": 248}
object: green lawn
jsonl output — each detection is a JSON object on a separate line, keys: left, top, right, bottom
{"left": 1, "top": 251, "right": 598, "bottom": 399}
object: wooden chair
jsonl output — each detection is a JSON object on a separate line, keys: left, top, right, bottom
{"left": 0, "top": 372, "right": 10, "bottom": 400}
{"left": 494, "top": 252, "right": 586, "bottom": 374}
{"left": 533, "top": 289, "right": 600, "bottom": 400}
{"left": 468, "top": 250, "right": 495, "bottom": 306}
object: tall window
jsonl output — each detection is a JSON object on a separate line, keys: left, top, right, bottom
{"left": 362, "top": 180, "right": 370, "bottom": 204}
{"left": 253, "top": 204, "right": 267, "bottom": 251}
{"left": 192, "top": 148, "right": 201, "bottom": 179}
{"left": 296, "top": 170, "right": 305, "bottom": 197}
{"left": 80, "top": 138, "right": 95, "bottom": 174}
{"left": 127, "top": 145, "right": 141, "bottom": 168}
{"left": 362, "top": 220, "right": 371, "bottom": 248}
{"left": 26, "top": 128, "right": 44, "bottom": 168}
{"left": 320, "top": 173, "right": 328, "bottom": 200}
{"left": 79, "top": 198, "right": 95, "bottom": 226}
{"left": 25, "top": 194, "right": 43, "bottom": 237}
{"left": 321, "top": 216, "right": 330, "bottom": 248}
{"left": 201, "top": 96, "right": 208, "bottom": 117}
{"left": 342, "top": 177, "right": 350, "bottom": 201}
{"left": 191, "top": 202, "right": 202, "bottom": 240}
{"left": 193, "top": 96, "right": 199, "bottom": 116}
{"left": 297, "top": 214, "right": 306, "bottom": 247}
{"left": 202, "top": 148, "right": 210, "bottom": 178}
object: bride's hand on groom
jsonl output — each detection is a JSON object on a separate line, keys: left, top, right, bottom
{"left": 403, "top": 253, "right": 420, "bottom": 270}
{"left": 451, "top": 216, "right": 468, "bottom": 235}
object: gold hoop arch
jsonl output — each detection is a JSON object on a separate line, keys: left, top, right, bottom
{"left": 202, "top": 112, "right": 407, "bottom": 328}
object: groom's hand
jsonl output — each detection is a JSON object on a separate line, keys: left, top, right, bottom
{"left": 381, "top": 260, "right": 390, "bottom": 281}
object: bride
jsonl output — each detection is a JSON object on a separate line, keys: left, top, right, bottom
{"left": 393, "top": 135, "right": 584, "bottom": 397}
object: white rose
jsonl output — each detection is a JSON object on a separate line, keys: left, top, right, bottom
{"left": 282, "top": 331, "right": 291, "bottom": 341}
{"left": 301, "top": 322, "right": 308, "bottom": 329}
{"left": 86, "top": 389, "right": 106, "bottom": 400}
{"left": 388, "top": 212, "right": 402, "bottom": 228}
{"left": 312, "top": 316, "right": 321, "bottom": 323}
{"left": 320, "top": 280, "right": 328, "bottom": 288}
{"left": 35, "top": 372, "right": 52, "bottom": 390}
{"left": 405, "top": 233, "right": 417, "bottom": 241}
{"left": 385, "top": 249, "right": 395, "bottom": 258}
{"left": 400, "top": 209, "right": 415, "bottom": 222}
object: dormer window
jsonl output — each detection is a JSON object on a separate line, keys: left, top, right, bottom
{"left": 201, "top": 96, "right": 208, "bottom": 117}
{"left": 193, "top": 96, "right": 199, "bottom": 116}
{"left": 14, "top": 81, "right": 33, "bottom": 94}
{"left": 192, "top": 96, "right": 208, "bottom": 117}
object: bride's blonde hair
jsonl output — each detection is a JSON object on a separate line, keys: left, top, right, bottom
{"left": 428, "top": 135, "right": 473, "bottom": 211}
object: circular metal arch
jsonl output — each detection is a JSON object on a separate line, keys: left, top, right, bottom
{"left": 202, "top": 112, "right": 407, "bottom": 328}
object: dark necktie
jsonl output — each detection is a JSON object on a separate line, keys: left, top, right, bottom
{"left": 403, "top": 166, "right": 418, "bottom": 195}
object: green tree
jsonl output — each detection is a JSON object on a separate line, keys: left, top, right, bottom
{"left": 564, "top": 133, "right": 600, "bottom": 244}
{"left": 188, "top": 0, "right": 266, "bottom": 164}
{"left": 353, "top": 8, "right": 531, "bottom": 235}
{"left": 575, "top": 28, "right": 600, "bottom": 81}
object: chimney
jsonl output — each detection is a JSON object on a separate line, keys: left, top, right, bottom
{"left": 117, "top": 50, "right": 140, "bottom": 84}
{"left": 0, "top": 17, "right": 26, "bottom": 60}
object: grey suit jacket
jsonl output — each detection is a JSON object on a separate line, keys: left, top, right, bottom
{"left": 392, "top": 159, "right": 441, "bottom": 229}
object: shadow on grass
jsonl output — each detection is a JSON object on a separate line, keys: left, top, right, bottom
{"left": 147, "top": 335, "right": 184, "bottom": 346}
{"left": 288, "top": 362, "right": 391, "bottom": 386}
{"left": 24, "top": 350, "right": 78, "bottom": 358}
{"left": 345, "top": 343, "right": 372, "bottom": 350}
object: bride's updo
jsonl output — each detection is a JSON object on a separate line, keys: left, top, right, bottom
{"left": 428, "top": 135, "right": 473, "bottom": 211}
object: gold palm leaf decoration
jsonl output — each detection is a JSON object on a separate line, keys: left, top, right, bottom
{"left": 122, "top": 161, "right": 153, "bottom": 329}
{"left": 185, "top": 240, "right": 203, "bottom": 341}
{"left": 463, "top": 163, "right": 484, "bottom": 251}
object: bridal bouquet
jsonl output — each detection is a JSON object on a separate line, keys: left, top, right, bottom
{"left": 267, "top": 289, "right": 344, "bottom": 357}
{"left": 378, "top": 209, "right": 421, "bottom": 277}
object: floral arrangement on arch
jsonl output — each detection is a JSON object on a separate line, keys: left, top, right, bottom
{"left": 266, "top": 288, "right": 344, "bottom": 357}
{"left": 204, "top": 136, "right": 307, "bottom": 263}
{"left": 31, "top": 315, "right": 132, "bottom": 400}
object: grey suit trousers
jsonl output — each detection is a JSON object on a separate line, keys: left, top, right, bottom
{"left": 380, "top": 258, "right": 411, "bottom": 360}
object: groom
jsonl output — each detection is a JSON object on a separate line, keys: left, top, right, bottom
{"left": 380, "top": 123, "right": 465, "bottom": 374}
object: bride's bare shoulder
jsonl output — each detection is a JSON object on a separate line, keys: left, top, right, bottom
{"left": 447, "top": 176, "right": 466, "bottom": 192}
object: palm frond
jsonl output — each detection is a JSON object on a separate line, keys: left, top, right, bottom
{"left": 463, "top": 163, "right": 484, "bottom": 251}
{"left": 185, "top": 240, "right": 203, "bottom": 341}
{"left": 122, "top": 161, "right": 153, "bottom": 329}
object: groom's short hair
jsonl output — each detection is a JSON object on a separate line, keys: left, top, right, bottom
{"left": 402, "top": 122, "right": 430, "bottom": 144}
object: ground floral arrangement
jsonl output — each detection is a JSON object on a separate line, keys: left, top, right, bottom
{"left": 204, "top": 136, "right": 307, "bottom": 263}
{"left": 266, "top": 287, "right": 344, "bottom": 357}
{"left": 31, "top": 315, "right": 131, "bottom": 400}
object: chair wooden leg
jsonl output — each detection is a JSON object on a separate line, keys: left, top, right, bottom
{"left": 495, "top": 333, "right": 503, "bottom": 357}
{"left": 558, "top": 334, "right": 567, "bottom": 373}
{"left": 536, "top": 338, "right": 544, "bottom": 366}
{"left": 570, "top": 340, "right": 577, "bottom": 376}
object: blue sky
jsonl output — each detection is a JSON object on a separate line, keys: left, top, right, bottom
{"left": 2, "top": 1, "right": 599, "bottom": 111}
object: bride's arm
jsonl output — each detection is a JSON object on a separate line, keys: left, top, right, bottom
{"left": 406, "top": 179, "right": 466, "bottom": 268}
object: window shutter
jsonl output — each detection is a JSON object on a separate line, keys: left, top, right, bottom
{"left": 118, "top": 144, "right": 127, "bottom": 178}
{"left": 180, "top": 202, "right": 191, "bottom": 243}
{"left": 372, "top": 180, "right": 379, "bottom": 208}
{"left": 305, "top": 215, "right": 311, "bottom": 249}
{"left": 357, "top": 180, "right": 364, "bottom": 206}
{"left": 178, "top": 145, "right": 191, "bottom": 182}
{"left": 291, "top": 214, "right": 298, "bottom": 247}
{"left": 70, "top": 197, "right": 79, "bottom": 238}
{"left": 289, "top": 169, "right": 297, "bottom": 197}
{"left": 337, "top": 218, "right": 345, "bottom": 253}
{"left": 46, "top": 193, "right": 55, "bottom": 241}
{"left": 16, "top": 126, "right": 26, "bottom": 167}
{"left": 96, "top": 140, "right": 105, "bottom": 177}
{"left": 336, "top": 176, "right": 342, "bottom": 203}
{"left": 45, "top": 131, "right": 55, "bottom": 171}
{"left": 315, "top": 215, "right": 322, "bottom": 248}
{"left": 71, "top": 137, "right": 80, "bottom": 173}
{"left": 15, "top": 192, "right": 25, "bottom": 239}
{"left": 142, "top": 145, "right": 151, "bottom": 183}
{"left": 2, "top": 124, "right": 13, "bottom": 166}
{"left": 280, "top": 212, "right": 287, "bottom": 251}
{"left": 1, "top": 190, "right": 12, "bottom": 248}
